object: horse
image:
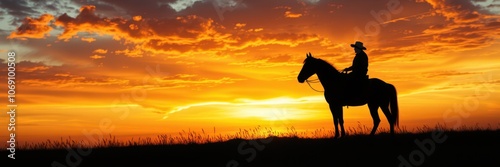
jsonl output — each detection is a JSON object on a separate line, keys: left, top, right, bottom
{"left": 297, "top": 53, "right": 399, "bottom": 138}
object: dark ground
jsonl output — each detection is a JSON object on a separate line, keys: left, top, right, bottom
{"left": 3, "top": 130, "right": 500, "bottom": 167}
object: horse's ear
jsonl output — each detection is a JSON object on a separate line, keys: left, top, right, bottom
{"left": 307, "top": 52, "right": 312, "bottom": 58}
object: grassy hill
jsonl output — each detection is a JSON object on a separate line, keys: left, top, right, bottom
{"left": 3, "top": 128, "right": 500, "bottom": 167}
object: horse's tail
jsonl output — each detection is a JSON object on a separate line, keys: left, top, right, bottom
{"left": 388, "top": 83, "right": 399, "bottom": 127}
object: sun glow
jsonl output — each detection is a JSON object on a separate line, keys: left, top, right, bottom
{"left": 1, "top": 0, "right": 499, "bottom": 145}
{"left": 235, "top": 108, "right": 298, "bottom": 121}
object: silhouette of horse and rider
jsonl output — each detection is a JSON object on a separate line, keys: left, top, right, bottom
{"left": 298, "top": 41, "right": 399, "bottom": 138}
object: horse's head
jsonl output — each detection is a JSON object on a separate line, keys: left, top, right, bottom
{"left": 297, "top": 52, "right": 317, "bottom": 83}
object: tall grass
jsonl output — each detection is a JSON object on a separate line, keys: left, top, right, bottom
{"left": 15, "top": 123, "right": 500, "bottom": 150}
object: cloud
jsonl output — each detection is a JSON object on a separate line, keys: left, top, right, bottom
{"left": 3, "top": 1, "right": 396, "bottom": 62}
{"left": 301, "top": 0, "right": 321, "bottom": 4}
{"left": 487, "top": 4, "right": 500, "bottom": 8}
{"left": 157, "top": 74, "right": 245, "bottom": 88}
{"left": 226, "top": 33, "right": 329, "bottom": 50}
{"left": 11, "top": 63, "right": 130, "bottom": 88}
{"left": 71, "top": 0, "right": 176, "bottom": 19}
{"left": 93, "top": 49, "right": 108, "bottom": 54}
{"left": 3, "top": 1, "right": 499, "bottom": 104}
{"left": 168, "top": 0, "right": 203, "bottom": 12}
{"left": 7, "top": 14, "right": 54, "bottom": 39}
{"left": 229, "top": 54, "right": 301, "bottom": 68}
{"left": 90, "top": 55, "right": 105, "bottom": 59}
{"left": 81, "top": 37, "right": 96, "bottom": 43}
{"left": 49, "top": 6, "right": 231, "bottom": 57}
{"left": 414, "top": 0, "right": 500, "bottom": 51}
{"left": 422, "top": 70, "right": 480, "bottom": 78}
{"left": 360, "top": 0, "right": 500, "bottom": 63}
{"left": 425, "top": 0, "right": 482, "bottom": 22}
{"left": 0, "top": 0, "right": 39, "bottom": 19}
{"left": 48, "top": 5, "right": 335, "bottom": 58}
{"left": 0, "top": 60, "right": 128, "bottom": 89}
{"left": 234, "top": 23, "right": 246, "bottom": 29}
{"left": 0, "top": 0, "right": 79, "bottom": 28}
{"left": 54, "top": 5, "right": 131, "bottom": 41}
{"left": 20, "top": 75, "right": 129, "bottom": 88}
{"left": 284, "top": 11, "right": 303, "bottom": 18}
{"left": 275, "top": 5, "right": 304, "bottom": 18}
{"left": 16, "top": 63, "right": 51, "bottom": 72}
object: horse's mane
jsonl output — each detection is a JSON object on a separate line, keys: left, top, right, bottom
{"left": 314, "top": 58, "right": 339, "bottom": 74}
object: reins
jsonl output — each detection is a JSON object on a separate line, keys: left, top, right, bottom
{"left": 306, "top": 78, "right": 350, "bottom": 108}
{"left": 305, "top": 79, "right": 324, "bottom": 92}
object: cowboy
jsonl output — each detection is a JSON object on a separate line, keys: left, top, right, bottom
{"left": 342, "top": 41, "right": 369, "bottom": 103}
{"left": 343, "top": 41, "right": 368, "bottom": 79}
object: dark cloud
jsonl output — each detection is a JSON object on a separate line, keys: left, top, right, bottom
{"left": 0, "top": 0, "right": 77, "bottom": 26}
{"left": 421, "top": 0, "right": 500, "bottom": 49}
{"left": 0, "top": 9, "right": 6, "bottom": 21}
{"left": 487, "top": 21, "right": 500, "bottom": 27}
{"left": 426, "top": 0, "right": 489, "bottom": 22}
{"left": 4, "top": 0, "right": 500, "bottom": 79}
{"left": 31, "top": 0, "right": 78, "bottom": 15}
{"left": 0, "top": 0, "right": 38, "bottom": 18}
{"left": 487, "top": 4, "right": 500, "bottom": 8}
{"left": 361, "top": 0, "right": 500, "bottom": 62}
{"left": 71, "top": 0, "right": 177, "bottom": 18}
{"left": 7, "top": 13, "right": 54, "bottom": 39}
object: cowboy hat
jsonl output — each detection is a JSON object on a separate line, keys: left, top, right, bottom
{"left": 350, "top": 41, "right": 366, "bottom": 50}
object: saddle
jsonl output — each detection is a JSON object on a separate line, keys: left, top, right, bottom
{"left": 339, "top": 74, "right": 369, "bottom": 106}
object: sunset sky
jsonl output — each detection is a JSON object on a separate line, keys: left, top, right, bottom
{"left": 1, "top": 0, "right": 500, "bottom": 145}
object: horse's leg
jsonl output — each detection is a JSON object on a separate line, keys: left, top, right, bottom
{"left": 338, "top": 106, "right": 346, "bottom": 137}
{"left": 368, "top": 103, "right": 381, "bottom": 136}
{"left": 380, "top": 105, "right": 394, "bottom": 135}
{"left": 329, "top": 103, "right": 340, "bottom": 138}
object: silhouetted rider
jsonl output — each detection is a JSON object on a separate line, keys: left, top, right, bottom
{"left": 343, "top": 41, "right": 368, "bottom": 78}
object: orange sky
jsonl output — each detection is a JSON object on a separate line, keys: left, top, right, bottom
{"left": 1, "top": 0, "right": 500, "bottom": 145}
